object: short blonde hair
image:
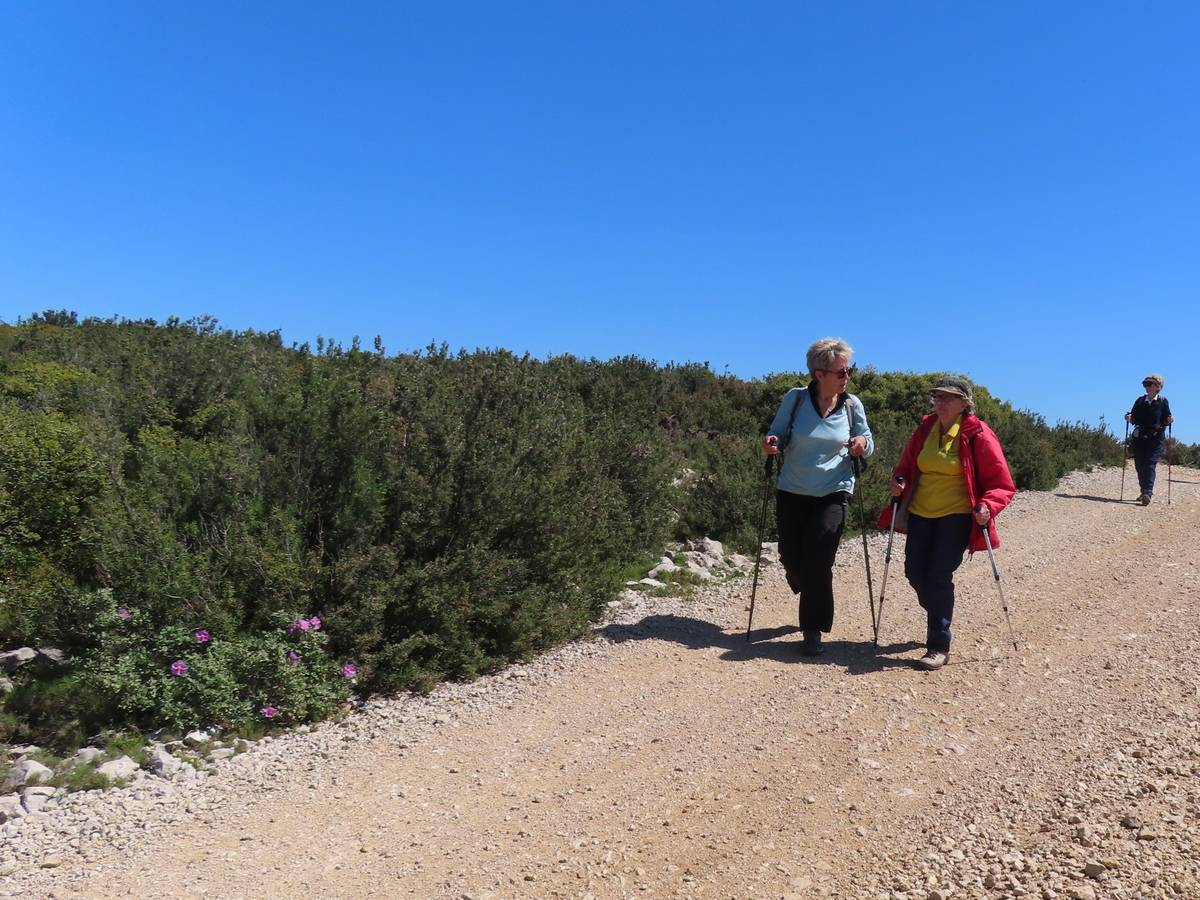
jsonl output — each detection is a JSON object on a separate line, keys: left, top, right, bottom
{"left": 1144, "top": 373, "right": 1165, "bottom": 388}
{"left": 806, "top": 337, "right": 853, "bottom": 377}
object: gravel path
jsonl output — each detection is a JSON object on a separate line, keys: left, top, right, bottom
{"left": 3, "top": 464, "right": 1198, "bottom": 900}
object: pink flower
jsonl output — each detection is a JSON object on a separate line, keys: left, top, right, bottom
{"left": 261, "top": 706, "right": 279, "bottom": 719}
{"left": 308, "top": 616, "right": 322, "bottom": 630}
{"left": 287, "top": 650, "right": 301, "bottom": 665}
{"left": 341, "top": 663, "right": 358, "bottom": 679}
{"left": 170, "top": 660, "right": 189, "bottom": 676}
{"left": 288, "top": 618, "right": 311, "bottom": 634}
{"left": 193, "top": 629, "right": 210, "bottom": 644}
{"left": 116, "top": 607, "right": 132, "bottom": 621}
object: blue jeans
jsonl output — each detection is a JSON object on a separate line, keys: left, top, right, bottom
{"left": 904, "top": 513, "right": 973, "bottom": 653}
{"left": 1132, "top": 437, "right": 1165, "bottom": 497}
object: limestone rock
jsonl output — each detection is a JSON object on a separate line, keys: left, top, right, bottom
{"left": 96, "top": 756, "right": 140, "bottom": 781}
{"left": 20, "top": 786, "right": 56, "bottom": 814}
{"left": 2, "top": 759, "right": 52, "bottom": 791}
{"left": 148, "top": 749, "right": 184, "bottom": 777}
{"left": 0, "top": 648, "right": 37, "bottom": 672}
{"left": 0, "top": 794, "right": 25, "bottom": 823}
{"left": 184, "top": 730, "right": 213, "bottom": 748}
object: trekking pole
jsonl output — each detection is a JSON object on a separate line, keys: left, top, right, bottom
{"left": 851, "top": 456, "right": 877, "bottom": 640}
{"left": 1167, "top": 423, "right": 1173, "bottom": 505}
{"left": 1120, "top": 419, "right": 1130, "bottom": 502}
{"left": 977, "top": 507, "right": 1019, "bottom": 652}
{"left": 874, "top": 475, "right": 903, "bottom": 648}
{"left": 745, "top": 453, "right": 776, "bottom": 642}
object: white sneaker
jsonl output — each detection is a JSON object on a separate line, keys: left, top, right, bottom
{"left": 914, "top": 650, "right": 948, "bottom": 671}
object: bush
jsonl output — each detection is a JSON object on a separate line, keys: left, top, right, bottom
{"left": 0, "top": 313, "right": 1125, "bottom": 745}
{"left": 76, "top": 613, "right": 351, "bottom": 734}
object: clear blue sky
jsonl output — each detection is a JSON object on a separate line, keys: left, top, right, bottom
{"left": 2, "top": 2, "right": 1196, "bottom": 442}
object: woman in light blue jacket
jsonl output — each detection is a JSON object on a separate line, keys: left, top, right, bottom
{"left": 762, "top": 337, "right": 873, "bottom": 655}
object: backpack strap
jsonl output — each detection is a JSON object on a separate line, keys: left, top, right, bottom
{"left": 779, "top": 387, "right": 806, "bottom": 467}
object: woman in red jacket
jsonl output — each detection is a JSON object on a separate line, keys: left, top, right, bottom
{"left": 879, "top": 375, "right": 1016, "bottom": 670}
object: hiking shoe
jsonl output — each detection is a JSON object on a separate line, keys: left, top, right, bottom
{"left": 799, "top": 630, "right": 824, "bottom": 656}
{"left": 1140, "top": 494, "right": 1152, "bottom": 506}
{"left": 913, "top": 650, "right": 948, "bottom": 670}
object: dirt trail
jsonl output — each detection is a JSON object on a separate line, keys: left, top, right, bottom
{"left": 12, "top": 466, "right": 1200, "bottom": 899}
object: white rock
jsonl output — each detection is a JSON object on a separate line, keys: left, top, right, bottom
{"left": 96, "top": 756, "right": 140, "bottom": 781}
{"left": 36, "top": 647, "right": 66, "bottom": 664}
{"left": 2, "top": 759, "right": 53, "bottom": 790}
{"left": 184, "top": 730, "right": 213, "bottom": 748}
{"left": 148, "top": 749, "right": 184, "bottom": 777}
{"left": 74, "top": 747, "right": 103, "bottom": 764}
{"left": 0, "top": 648, "right": 37, "bottom": 672}
{"left": 0, "top": 794, "right": 25, "bottom": 823}
{"left": 690, "top": 537, "right": 724, "bottom": 558}
{"left": 20, "top": 786, "right": 56, "bottom": 814}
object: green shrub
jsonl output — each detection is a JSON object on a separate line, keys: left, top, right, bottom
{"left": 98, "top": 731, "right": 149, "bottom": 766}
{"left": 77, "top": 613, "right": 351, "bottom": 734}
{"left": 53, "top": 763, "right": 113, "bottom": 793}
{"left": 0, "top": 313, "right": 1125, "bottom": 743}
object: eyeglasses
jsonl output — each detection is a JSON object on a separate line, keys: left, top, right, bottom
{"left": 820, "top": 366, "right": 856, "bottom": 378}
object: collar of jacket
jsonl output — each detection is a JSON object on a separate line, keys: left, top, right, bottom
{"left": 806, "top": 384, "right": 849, "bottom": 415}
{"left": 919, "top": 412, "right": 983, "bottom": 439}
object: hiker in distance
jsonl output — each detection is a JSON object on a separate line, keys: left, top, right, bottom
{"left": 1125, "top": 373, "right": 1174, "bottom": 506}
{"left": 880, "top": 376, "right": 1016, "bottom": 671}
{"left": 761, "top": 337, "right": 874, "bottom": 656}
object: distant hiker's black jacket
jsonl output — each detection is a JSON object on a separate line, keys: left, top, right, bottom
{"left": 1130, "top": 395, "right": 1172, "bottom": 443}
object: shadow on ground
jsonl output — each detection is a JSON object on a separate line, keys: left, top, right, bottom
{"left": 1054, "top": 493, "right": 1137, "bottom": 504}
{"left": 598, "top": 614, "right": 922, "bottom": 674}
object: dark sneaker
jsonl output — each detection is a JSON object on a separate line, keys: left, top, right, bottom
{"left": 799, "top": 630, "right": 824, "bottom": 656}
{"left": 1141, "top": 494, "right": 1152, "bottom": 506}
{"left": 913, "top": 650, "right": 948, "bottom": 670}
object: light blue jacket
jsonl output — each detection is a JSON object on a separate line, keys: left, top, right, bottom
{"left": 766, "top": 387, "right": 874, "bottom": 496}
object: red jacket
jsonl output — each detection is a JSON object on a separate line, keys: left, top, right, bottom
{"left": 877, "top": 414, "right": 1016, "bottom": 553}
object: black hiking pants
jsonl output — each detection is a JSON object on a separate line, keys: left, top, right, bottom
{"left": 1131, "top": 436, "right": 1165, "bottom": 498}
{"left": 775, "top": 489, "right": 848, "bottom": 634}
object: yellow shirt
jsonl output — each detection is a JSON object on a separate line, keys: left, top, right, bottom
{"left": 908, "top": 417, "right": 972, "bottom": 518}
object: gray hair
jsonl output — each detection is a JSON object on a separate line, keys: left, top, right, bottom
{"left": 806, "top": 337, "right": 853, "bottom": 377}
{"left": 1144, "top": 373, "right": 1165, "bottom": 388}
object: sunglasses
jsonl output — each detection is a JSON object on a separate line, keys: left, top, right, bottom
{"left": 1142, "top": 380, "right": 1158, "bottom": 387}
{"left": 820, "top": 366, "right": 856, "bottom": 378}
